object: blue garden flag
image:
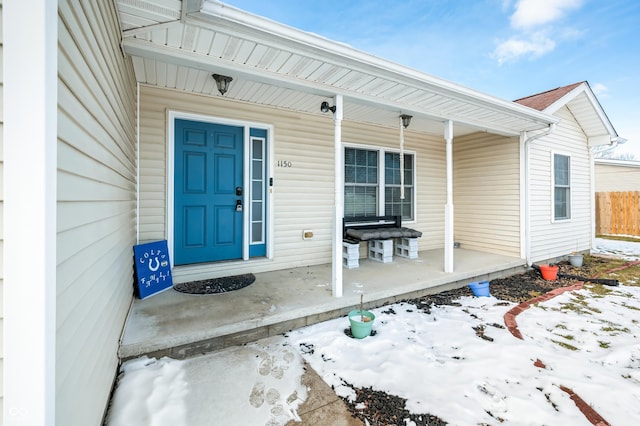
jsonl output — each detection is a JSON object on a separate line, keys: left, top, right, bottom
{"left": 133, "top": 240, "right": 173, "bottom": 299}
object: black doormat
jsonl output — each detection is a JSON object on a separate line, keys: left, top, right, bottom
{"left": 173, "top": 273, "right": 256, "bottom": 295}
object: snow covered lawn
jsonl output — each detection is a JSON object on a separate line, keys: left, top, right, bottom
{"left": 288, "top": 283, "right": 640, "bottom": 424}
{"left": 106, "top": 238, "right": 640, "bottom": 425}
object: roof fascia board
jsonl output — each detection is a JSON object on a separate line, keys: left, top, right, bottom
{"left": 595, "top": 159, "right": 640, "bottom": 167}
{"left": 194, "top": 1, "right": 556, "bottom": 127}
{"left": 123, "top": 37, "right": 531, "bottom": 136}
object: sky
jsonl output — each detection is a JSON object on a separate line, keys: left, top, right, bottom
{"left": 224, "top": 0, "right": 640, "bottom": 158}
{"left": 106, "top": 238, "right": 640, "bottom": 425}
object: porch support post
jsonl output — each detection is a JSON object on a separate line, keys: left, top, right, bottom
{"left": 444, "top": 120, "right": 454, "bottom": 273}
{"left": 4, "top": 0, "right": 58, "bottom": 424}
{"left": 332, "top": 95, "right": 344, "bottom": 297}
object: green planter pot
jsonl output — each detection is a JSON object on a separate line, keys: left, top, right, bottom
{"left": 348, "top": 310, "right": 375, "bottom": 339}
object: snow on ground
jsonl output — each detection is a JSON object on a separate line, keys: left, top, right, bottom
{"left": 288, "top": 287, "right": 640, "bottom": 425}
{"left": 594, "top": 237, "right": 640, "bottom": 260}
{"left": 106, "top": 357, "right": 189, "bottom": 425}
{"left": 106, "top": 239, "right": 640, "bottom": 425}
{"left": 106, "top": 337, "right": 307, "bottom": 426}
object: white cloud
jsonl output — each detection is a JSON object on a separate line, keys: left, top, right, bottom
{"left": 510, "top": 0, "right": 584, "bottom": 30}
{"left": 492, "top": 0, "right": 584, "bottom": 64}
{"left": 492, "top": 32, "right": 556, "bottom": 64}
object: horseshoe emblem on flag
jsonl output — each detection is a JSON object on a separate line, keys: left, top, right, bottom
{"left": 148, "top": 257, "right": 160, "bottom": 272}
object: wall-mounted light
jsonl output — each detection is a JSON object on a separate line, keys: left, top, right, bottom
{"left": 400, "top": 114, "right": 413, "bottom": 129}
{"left": 212, "top": 73, "right": 233, "bottom": 96}
{"left": 320, "top": 101, "right": 336, "bottom": 114}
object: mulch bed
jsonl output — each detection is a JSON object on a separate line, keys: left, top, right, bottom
{"left": 341, "top": 260, "right": 594, "bottom": 425}
{"left": 172, "top": 273, "right": 255, "bottom": 295}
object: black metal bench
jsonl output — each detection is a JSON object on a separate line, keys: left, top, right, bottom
{"left": 342, "top": 216, "right": 422, "bottom": 267}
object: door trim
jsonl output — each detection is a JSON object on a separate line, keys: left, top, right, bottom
{"left": 167, "top": 110, "right": 274, "bottom": 267}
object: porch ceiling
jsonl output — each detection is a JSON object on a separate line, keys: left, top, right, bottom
{"left": 117, "top": 0, "right": 557, "bottom": 137}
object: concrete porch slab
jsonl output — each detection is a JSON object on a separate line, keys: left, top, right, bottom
{"left": 119, "top": 248, "right": 526, "bottom": 360}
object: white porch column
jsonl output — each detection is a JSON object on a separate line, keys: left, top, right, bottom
{"left": 332, "top": 95, "right": 344, "bottom": 297}
{"left": 4, "top": 0, "right": 58, "bottom": 424}
{"left": 444, "top": 120, "right": 454, "bottom": 273}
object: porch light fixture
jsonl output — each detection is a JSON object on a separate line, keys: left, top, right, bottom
{"left": 400, "top": 114, "right": 413, "bottom": 129}
{"left": 212, "top": 73, "right": 233, "bottom": 96}
{"left": 320, "top": 101, "right": 336, "bottom": 114}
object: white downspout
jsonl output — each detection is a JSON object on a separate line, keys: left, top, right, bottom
{"left": 444, "top": 120, "right": 454, "bottom": 273}
{"left": 332, "top": 95, "right": 344, "bottom": 297}
{"left": 522, "top": 123, "right": 556, "bottom": 265}
{"left": 589, "top": 146, "right": 596, "bottom": 253}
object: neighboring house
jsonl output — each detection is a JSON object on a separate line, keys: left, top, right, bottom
{"left": 594, "top": 159, "right": 640, "bottom": 236}
{"left": 595, "top": 159, "right": 640, "bottom": 192}
{"left": 1, "top": 1, "right": 622, "bottom": 425}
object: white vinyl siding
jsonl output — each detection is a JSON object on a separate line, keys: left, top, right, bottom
{"left": 0, "top": 0, "right": 4, "bottom": 419}
{"left": 453, "top": 133, "right": 521, "bottom": 257}
{"left": 139, "top": 86, "right": 444, "bottom": 281}
{"left": 529, "top": 106, "right": 592, "bottom": 261}
{"left": 57, "top": 1, "right": 137, "bottom": 424}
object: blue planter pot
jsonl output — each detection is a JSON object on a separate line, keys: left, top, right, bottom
{"left": 348, "top": 310, "right": 375, "bottom": 338}
{"left": 469, "top": 280, "right": 490, "bottom": 297}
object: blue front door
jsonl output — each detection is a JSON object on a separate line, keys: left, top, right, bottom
{"left": 174, "top": 119, "right": 244, "bottom": 265}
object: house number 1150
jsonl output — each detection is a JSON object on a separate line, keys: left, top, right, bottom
{"left": 277, "top": 160, "right": 292, "bottom": 167}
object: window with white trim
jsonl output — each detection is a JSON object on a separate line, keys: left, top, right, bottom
{"left": 553, "top": 153, "right": 571, "bottom": 220}
{"left": 385, "top": 152, "right": 414, "bottom": 219}
{"left": 344, "top": 146, "right": 415, "bottom": 220}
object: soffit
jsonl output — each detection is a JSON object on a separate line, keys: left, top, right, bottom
{"left": 565, "top": 91, "right": 616, "bottom": 140}
{"left": 117, "top": 0, "right": 557, "bottom": 137}
{"left": 540, "top": 83, "right": 619, "bottom": 143}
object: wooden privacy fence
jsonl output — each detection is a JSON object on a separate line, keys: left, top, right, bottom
{"left": 595, "top": 191, "right": 640, "bottom": 236}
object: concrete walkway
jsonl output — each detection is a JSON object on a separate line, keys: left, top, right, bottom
{"left": 287, "top": 363, "right": 364, "bottom": 425}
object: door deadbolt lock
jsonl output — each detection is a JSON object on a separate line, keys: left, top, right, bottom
{"left": 235, "top": 200, "right": 243, "bottom": 212}
{"left": 236, "top": 187, "right": 243, "bottom": 196}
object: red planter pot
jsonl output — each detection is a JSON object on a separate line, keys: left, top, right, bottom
{"left": 539, "top": 264, "right": 559, "bottom": 280}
